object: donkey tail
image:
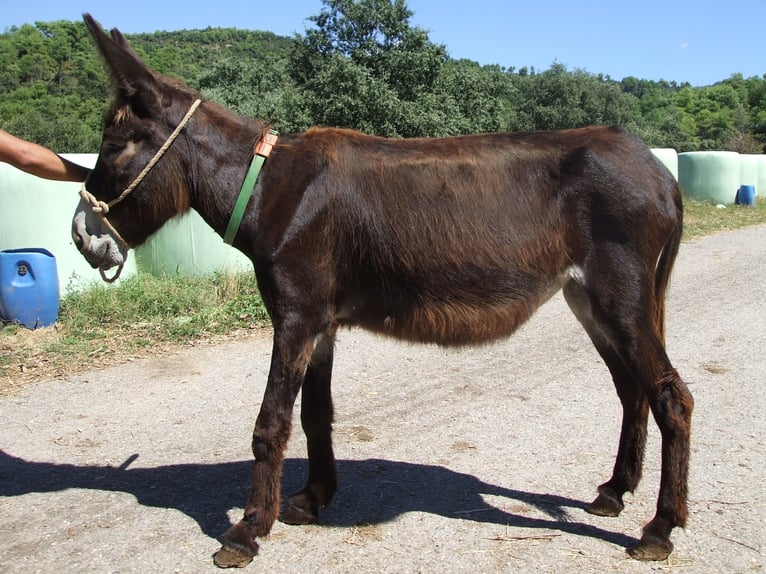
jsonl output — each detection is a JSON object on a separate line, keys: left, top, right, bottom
{"left": 654, "top": 190, "right": 684, "bottom": 345}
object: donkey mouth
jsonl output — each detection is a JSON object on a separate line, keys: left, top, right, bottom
{"left": 77, "top": 233, "right": 125, "bottom": 270}
{"left": 72, "top": 209, "right": 126, "bottom": 270}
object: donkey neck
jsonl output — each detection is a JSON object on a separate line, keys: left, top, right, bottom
{"left": 187, "top": 108, "right": 269, "bottom": 249}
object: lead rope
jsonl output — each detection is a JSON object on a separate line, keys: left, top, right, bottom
{"left": 79, "top": 98, "right": 202, "bottom": 283}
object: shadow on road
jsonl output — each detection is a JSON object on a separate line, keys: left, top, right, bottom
{"left": 0, "top": 449, "right": 637, "bottom": 550}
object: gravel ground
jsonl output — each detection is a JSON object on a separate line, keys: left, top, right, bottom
{"left": 1, "top": 225, "right": 764, "bottom": 574}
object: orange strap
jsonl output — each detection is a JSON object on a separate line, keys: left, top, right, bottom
{"left": 254, "top": 131, "right": 278, "bottom": 157}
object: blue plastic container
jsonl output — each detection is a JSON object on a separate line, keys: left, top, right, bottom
{"left": 0, "top": 248, "right": 60, "bottom": 329}
{"left": 736, "top": 184, "right": 756, "bottom": 206}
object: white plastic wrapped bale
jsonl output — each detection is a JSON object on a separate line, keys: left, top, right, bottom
{"left": 739, "top": 153, "right": 759, "bottom": 189}
{"left": 741, "top": 154, "right": 766, "bottom": 199}
{"left": 678, "top": 151, "right": 741, "bottom": 204}
{"left": 651, "top": 148, "right": 678, "bottom": 180}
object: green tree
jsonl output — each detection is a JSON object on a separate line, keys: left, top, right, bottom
{"left": 196, "top": 57, "right": 310, "bottom": 132}
{"left": 513, "top": 63, "right": 640, "bottom": 132}
{"left": 432, "top": 60, "right": 517, "bottom": 134}
{"left": 289, "top": 0, "right": 449, "bottom": 136}
{"left": 627, "top": 80, "right": 698, "bottom": 149}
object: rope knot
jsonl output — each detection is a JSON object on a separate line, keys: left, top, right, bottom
{"left": 93, "top": 201, "right": 110, "bottom": 214}
{"left": 79, "top": 184, "right": 110, "bottom": 214}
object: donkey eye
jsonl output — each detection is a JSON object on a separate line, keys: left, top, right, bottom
{"left": 101, "top": 141, "right": 126, "bottom": 157}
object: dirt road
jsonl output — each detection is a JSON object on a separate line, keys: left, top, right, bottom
{"left": 1, "top": 225, "right": 764, "bottom": 573}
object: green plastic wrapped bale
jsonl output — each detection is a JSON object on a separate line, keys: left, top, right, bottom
{"left": 758, "top": 155, "right": 766, "bottom": 198}
{"left": 651, "top": 148, "right": 678, "bottom": 181}
{"left": 0, "top": 154, "right": 137, "bottom": 293}
{"left": 739, "top": 154, "right": 759, "bottom": 190}
{"left": 741, "top": 154, "right": 766, "bottom": 199}
{"left": 135, "top": 209, "right": 252, "bottom": 277}
{"left": 678, "top": 151, "right": 741, "bottom": 204}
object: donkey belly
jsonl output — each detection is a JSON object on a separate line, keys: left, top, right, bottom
{"left": 338, "top": 266, "right": 575, "bottom": 347}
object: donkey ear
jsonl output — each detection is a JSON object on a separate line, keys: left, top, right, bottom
{"left": 83, "top": 14, "right": 161, "bottom": 110}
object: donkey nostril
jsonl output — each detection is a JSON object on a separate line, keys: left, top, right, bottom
{"left": 72, "top": 232, "right": 84, "bottom": 250}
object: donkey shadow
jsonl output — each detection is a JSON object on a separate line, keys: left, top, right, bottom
{"left": 0, "top": 449, "right": 637, "bottom": 550}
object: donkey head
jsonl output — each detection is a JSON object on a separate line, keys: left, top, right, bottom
{"left": 72, "top": 14, "right": 198, "bottom": 276}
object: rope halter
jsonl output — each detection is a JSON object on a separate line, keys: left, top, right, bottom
{"left": 79, "top": 98, "right": 202, "bottom": 283}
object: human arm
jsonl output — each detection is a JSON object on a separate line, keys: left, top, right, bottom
{"left": 0, "top": 129, "right": 90, "bottom": 182}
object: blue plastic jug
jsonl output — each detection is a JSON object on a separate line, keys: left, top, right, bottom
{"left": 736, "top": 184, "right": 756, "bottom": 206}
{"left": 0, "top": 248, "right": 60, "bottom": 329}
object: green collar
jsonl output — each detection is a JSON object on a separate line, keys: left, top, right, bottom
{"left": 223, "top": 129, "right": 278, "bottom": 245}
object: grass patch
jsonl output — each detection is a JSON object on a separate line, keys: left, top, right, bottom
{"left": 682, "top": 197, "right": 766, "bottom": 240}
{"left": 1, "top": 195, "right": 765, "bottom": 393}
{"left": 60, "top": 271, "right": 268, "bottom": 342}
{"left": 0, "top": 271, "right": 268, "bottom": 391}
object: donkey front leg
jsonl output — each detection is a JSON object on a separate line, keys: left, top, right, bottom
{"left": 282, "top": 332, "right": 338, "bottom": 525}
{"left": 214, "top": 324, "right": 315, "bottom": 568}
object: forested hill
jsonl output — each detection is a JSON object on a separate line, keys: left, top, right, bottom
{"left": 0, "top": 21, "right": 293, "bottom": 152}
{"left": 1, "top": 11, "right": 764, "bottom": 154}
{"left": 126, "top": 27, "right": 294, "bottom": 82}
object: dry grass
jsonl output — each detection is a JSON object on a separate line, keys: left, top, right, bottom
{"left": 0, "top": 271, "right": 268, "bottom": 395}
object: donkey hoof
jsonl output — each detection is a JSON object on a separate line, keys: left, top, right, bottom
{"left": 627, "top": 540, "right": 673, "bottom": 561}
{"left": 627, "top": 533, "right": 673, "bottom": 561}
{"left": 585, "top": 490, "right": 624, "bottom": 517}
{"left": 213, "top": 545, "right": 255, "bottom": 568}
{"left": 280, "top": 494, "right": 319, "bottom": 525}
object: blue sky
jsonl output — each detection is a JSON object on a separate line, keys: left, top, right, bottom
{"left": 2, "top": 0, "right": 764, "bottom": 86}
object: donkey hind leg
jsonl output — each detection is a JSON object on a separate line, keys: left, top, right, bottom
{"left": 563, "top": 277, "right": 693, "bottom": 561}
{"left": 563, "top": 281, "right": 650, "bottom": 519}
{"left": 281, "top": 332, "right": 338, "bottom": 525}
{"left": 214, "top": 325, "right": 318, "bottom": 568}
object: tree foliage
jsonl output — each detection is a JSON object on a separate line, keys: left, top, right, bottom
{"left": 288, "top": 0, "right": 451, "bottom": 135}
{"left": 0, "top": 2, "right": 763, "bottom": 153}
{"left": 511, "top": 63, "right": 641, "bottom": 133}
